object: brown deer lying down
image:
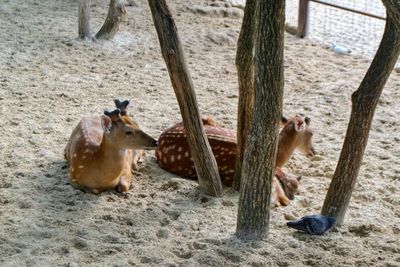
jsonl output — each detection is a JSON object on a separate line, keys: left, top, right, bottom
{"left": 156, "top": 115, "right": 315, "bottom": 206}
{"left": 64, "top": 100, "right": 158, "bottom": 194}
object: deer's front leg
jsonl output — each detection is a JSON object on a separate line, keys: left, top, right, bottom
{"left": 116, "top": 172, "right": 132, "bottom": 193}
{"left": 272, "top": 178, "right": 290, "bottom": 207}
{"left": 116, "top": 151, "right": 134, "bottom": 193}
{"left": 131, "top": 149, "right": 145, "bottom": 171}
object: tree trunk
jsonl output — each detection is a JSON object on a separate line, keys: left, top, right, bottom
{"left": 95, "top": 0, "right": 126, "bottom": 40}
{"left": 78, "top": 0, "right": 92, "bottom": 40}
{"left": 233, "top": 0, "right": 257, "bottom": 191}
{"left": 381, "top": 0, "right": 400, "bottom": 30}
{"left": 235, "top": 0, "right": 285, "bottom": 240}
{"left": 148, "top": 0, "right": 223, "bottom": 197}
{"left": 321, "top": 14, "right": 400, "bottom": 226}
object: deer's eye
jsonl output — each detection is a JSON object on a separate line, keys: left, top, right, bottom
{"left": 126, "top": 131, "right": 133, "bottom": 135}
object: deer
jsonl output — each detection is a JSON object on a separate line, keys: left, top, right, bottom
{"left": 155, "top": 114, "right": 315, "bottom": 206}
{"left": 64, "top": 100, "right": 158, "bottom": 194}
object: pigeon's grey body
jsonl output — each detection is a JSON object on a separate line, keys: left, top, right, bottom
{"left": 287, "top": 214, "right": 336, "bottom": 235}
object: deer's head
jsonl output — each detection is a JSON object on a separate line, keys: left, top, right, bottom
{"left": 101, "top": 108, "right": 158, "bottom": 150}
{"left": 281, "top": 114, "right": 316, "bottom": 157}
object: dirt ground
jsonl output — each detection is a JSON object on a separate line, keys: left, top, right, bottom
{"left": 0, "top": 0, "right": 399, "bottom": 266}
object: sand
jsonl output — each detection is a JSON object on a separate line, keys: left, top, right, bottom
{"left": 0, "top": 0, "right": 399, "bottom": 266}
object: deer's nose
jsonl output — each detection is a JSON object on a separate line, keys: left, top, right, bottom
{"left": 152, "top": 140, "right": 159, "bottom": 147}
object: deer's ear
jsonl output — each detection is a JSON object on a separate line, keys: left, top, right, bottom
{"left": 101, "top": 115, "right": 113, "bottom": 133}
{"left": 305, "top": 117, "right": 311, "bottom": 125}
{"left": 297, "top": 176, "right": 302, "bottom": 181}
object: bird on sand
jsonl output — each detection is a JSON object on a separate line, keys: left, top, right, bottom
{"left": 287, "top": 214, "right": 336, "bottom": 235}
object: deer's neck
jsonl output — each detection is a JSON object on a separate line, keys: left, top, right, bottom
{"left": 276, "top": 130, "right": 298, "bottom": 168}
{"left": 98, "top": 134, "right": 127, "bottom": 170}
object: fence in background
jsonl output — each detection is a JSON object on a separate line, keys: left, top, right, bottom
{"left": 285, "top": 0, "right": 387, "bottom": 59}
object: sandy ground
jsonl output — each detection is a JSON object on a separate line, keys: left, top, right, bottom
{"left": 1, "top": 0, "right": 400, "bottom": 266}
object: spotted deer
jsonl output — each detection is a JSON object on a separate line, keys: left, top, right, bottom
{"left": 156, "top": 115, "right": 315, "bottom": 206}
{"left": 64, "top": 101, "right": 158, "bottom": 194}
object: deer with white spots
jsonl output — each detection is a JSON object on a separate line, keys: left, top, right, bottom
{"left": 64, "top": 100, "right": 158, "bottom": 194}
{"left": 156, "top": 115, "right": 315, "bottom": 206}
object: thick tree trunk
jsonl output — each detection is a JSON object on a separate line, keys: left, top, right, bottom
{"left": 233, "top": 0, "right": 257, "bottom": 191}
{"left": 321, "top": 15, "right": 400, "bottom": 226}
{"left": 148, "top": 0, "right": 223, "bottom": 197}
{"left": 235, "top": 0, "right": 285, "bottom": 240}
{"left": 78, "top": 0, "right": 92, "bottom": 40}
{"left": 95, "top": 0, "right": 126, "bottom": 40}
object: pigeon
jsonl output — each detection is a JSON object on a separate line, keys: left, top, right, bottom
{"left": 331, "top": 43, "right": 352, "bottom": 55}
{"left": 287, "top": 214, "right": 336, "bottom": 235}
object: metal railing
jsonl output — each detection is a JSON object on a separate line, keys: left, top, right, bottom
{"left": 297, "top": 0, "right": 386, "bottom": 38}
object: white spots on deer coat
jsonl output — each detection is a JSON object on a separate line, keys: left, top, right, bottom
{"left": 157, "top": 122, "right": 239, "bottom": 182}
{"left": 73, "top": 153, "right": 77, "bottom": 158}
{"left": 221, "top": 165, "right": 229, "bottom": 171}
{"left": 78, "top": 165, "right": 85, "bottom": 169}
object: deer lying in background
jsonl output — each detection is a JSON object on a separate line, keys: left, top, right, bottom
{"left": 64, "top": 100, "right": 158, "bottom": 194}
{"left": 156, "top": 115, "right": 315, "bottom": 206}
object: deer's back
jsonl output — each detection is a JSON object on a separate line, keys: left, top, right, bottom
{"left": 156, "top": 123, "right": 237, "bottom": 186}
{"left": 65, "top": 116, "right": 103, "bottom": 160}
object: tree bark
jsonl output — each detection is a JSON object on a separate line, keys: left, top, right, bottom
{"left": 381, "top": 0, "right": 400, "bottom": 30}
{"left": 148, "top": 0, "right": 223, "bottom": 197}
{"left": 95, "top": 0, "right": 126, "bottom": 40}
{"left": 78, "top": 0, "right": 92, "bottom": 40}
{"left": 233, "top": 0, "right": 257, "bottom": 191}
{"left": 235, "top": 0, "right": 285, "bottom": 240}
{"left": 321, "top": 14, "right": 400, "bottom": 226}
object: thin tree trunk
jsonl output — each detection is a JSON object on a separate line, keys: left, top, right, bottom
{"left": 148, "top": 0, "right": 223, "bottom": 197}
{"left": 236, "top": 0, "right": 285, "bottom": 240}
{"left": 95, "top": 0, "right": 126, "bottom": 40}
{"left": 78, "top": 0, "right": 92, "bottom": 40}
{"left": 321, "top": 15, "right": 400, "bottom": 225}
{"left": 233, "top": 0, "right": 257, "bottom": 191}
